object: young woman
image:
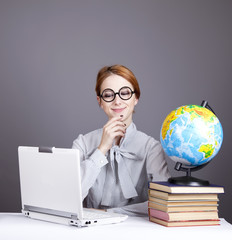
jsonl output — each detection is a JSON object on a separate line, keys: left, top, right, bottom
{"left": 72, "top": 65, "right": 170, "bottom": 215}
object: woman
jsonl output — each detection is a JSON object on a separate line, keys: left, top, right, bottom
{"left": 72, "top": 65, "right": 170, "bottom": 215}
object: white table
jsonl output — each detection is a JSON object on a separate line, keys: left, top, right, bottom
{"left": 0, "top": 213, "right": 232, "bottom": 240}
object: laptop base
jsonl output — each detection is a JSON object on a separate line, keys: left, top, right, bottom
{"left": 22, "top": 209, "right": 128, "bottom": 227}
{"left": 22, "top": 209, "right": 82, "bottom": 227}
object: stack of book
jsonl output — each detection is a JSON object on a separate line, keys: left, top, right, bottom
{"left": 148, "top": 181, "right": 224, "bottom": 227}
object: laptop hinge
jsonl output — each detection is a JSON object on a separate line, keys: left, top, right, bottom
{"left": 39, "top": 146, "right": 53, "bottom": 153}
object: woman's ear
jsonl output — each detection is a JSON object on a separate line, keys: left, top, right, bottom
{"left": 134, "top": 97, "right": 139, "bottom": 106}
{"left": 97, "top": 96, "right": 102, "bottom": 107}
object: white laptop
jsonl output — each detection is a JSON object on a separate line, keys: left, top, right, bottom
{"left": 18, "top": 146, "right": 128, "bottom": 227}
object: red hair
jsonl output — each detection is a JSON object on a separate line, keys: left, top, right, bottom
{"left": 95, "top": 65, "right": 140, "bottom": 99}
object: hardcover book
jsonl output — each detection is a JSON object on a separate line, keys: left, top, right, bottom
{"left": 148, "top": 181, "right": 224, "bottom": 194}
{"left": 148, "top": 201, "right": 218, "bottom": 212}
{"left": 148, "top": 189, "right": 219, "bottom": 201}
{"left": 148, "top": 196, "right": 218, "bottom": 206}
{"left": 149, "top": 208, "right": 219, "bottom": 221}
{"left": 149, "top": 216, "right": 220, "bottom": 227}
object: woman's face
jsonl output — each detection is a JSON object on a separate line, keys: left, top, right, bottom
{"left": 97, "top": 74, "right": 138, "bottom": 126}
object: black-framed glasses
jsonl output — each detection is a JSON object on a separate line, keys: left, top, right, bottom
{"left": 100, "top": 86, "right": 135, "bottom": 102}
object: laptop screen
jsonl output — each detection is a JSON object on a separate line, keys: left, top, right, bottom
{"left": 18, "top": 146, "right": 83, "bottom": 220}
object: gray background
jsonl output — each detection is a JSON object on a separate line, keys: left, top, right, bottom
{"left": 0, "top": 0, "right": 231, "bottom": 223}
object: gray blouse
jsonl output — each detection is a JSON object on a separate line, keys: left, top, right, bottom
{"left": 72, "top": 122, "right": 170, "bottom": 215}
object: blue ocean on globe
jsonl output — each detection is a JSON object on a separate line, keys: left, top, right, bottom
{"left": 160, "top": 105, "right": 223, "bottom": 166}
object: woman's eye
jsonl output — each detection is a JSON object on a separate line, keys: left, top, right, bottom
{"left": 104, "top": 92, "right": 114, "bottom": 98}
{"left": 121, "top": 90, "right": 130, "bottom": 96}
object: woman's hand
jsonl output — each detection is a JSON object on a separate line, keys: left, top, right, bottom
{"left": 98, "top": 116, "right": 126, "bottom": 155}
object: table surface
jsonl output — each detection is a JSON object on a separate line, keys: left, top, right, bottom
{"left": 1, "top": 213, "right": 232, "bottom": 240}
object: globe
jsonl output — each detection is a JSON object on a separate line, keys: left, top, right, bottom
{"left": 161, "top": 104, "right": 223, "bottom": 166}
{"left": 160, "top": 103, "right": 223, "bottom": 186}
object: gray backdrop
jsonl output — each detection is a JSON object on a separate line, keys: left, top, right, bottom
{"left": 0, "top": 0, "right": 231, "bottom": 223}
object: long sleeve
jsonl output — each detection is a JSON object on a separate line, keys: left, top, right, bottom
{"left": 146, "top": 137, "right": 171, "bottom": 181}
{"left": 107, "top": 201, "right": 148, "bottom": 216}
{"left": 72, "top": 134, "right": 108, "bottom": 200}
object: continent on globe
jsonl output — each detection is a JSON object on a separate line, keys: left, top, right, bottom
{"left": 160, "top": 105, "right": 223, "bottom": 167}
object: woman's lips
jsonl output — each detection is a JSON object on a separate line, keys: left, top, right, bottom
{"left": 112, "top": 108, "right": 125, "bottom": 113}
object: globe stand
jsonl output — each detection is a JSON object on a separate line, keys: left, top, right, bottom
{"left": 168, "top": 162, "right": 210, "bottom": 186}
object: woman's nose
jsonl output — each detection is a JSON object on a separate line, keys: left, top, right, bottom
{"left": 113, "top": 94, "right": 122, "bottom": 104}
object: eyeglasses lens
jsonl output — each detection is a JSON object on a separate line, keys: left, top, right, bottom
{"left": 102, "top": 90, "right": 115, "bottom": 102}
{"left": 119, "top": 87, "right": 132, "bottom": 100}
{"left": 101, "top": 87, "right": 133, "bottom": 102}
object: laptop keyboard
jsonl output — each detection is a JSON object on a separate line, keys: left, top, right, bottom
{"left": 83, "top": 209, "right": 112, "bottom": 219}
